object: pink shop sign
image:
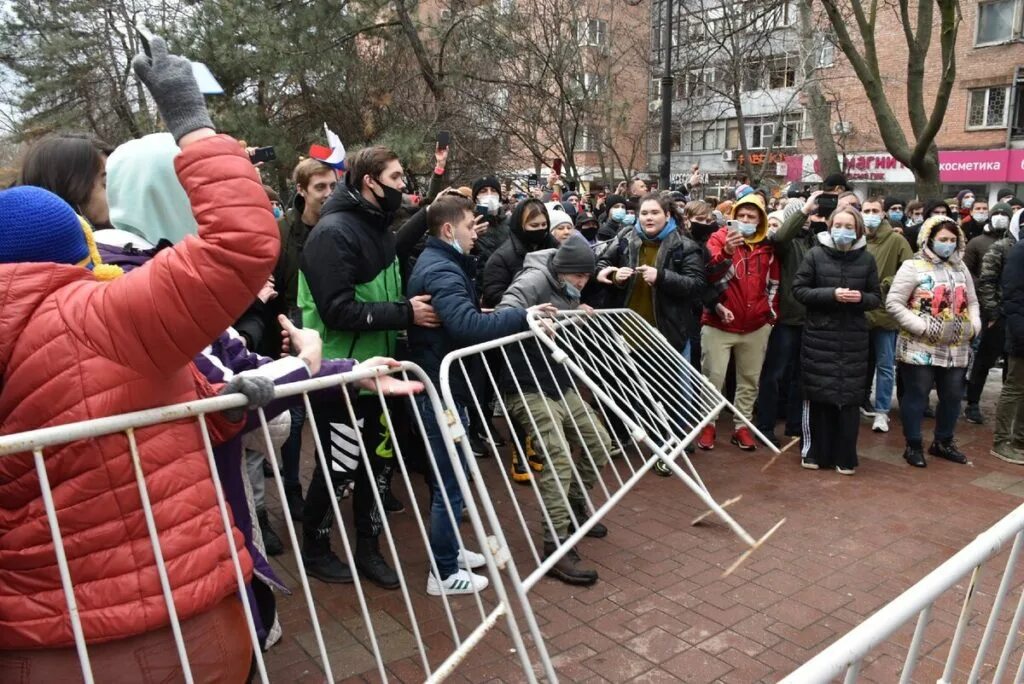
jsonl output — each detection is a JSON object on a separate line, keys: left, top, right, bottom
{"left": 787, "top": 150, "right": 1020, "bottom": 184}
{"left": 938, "top": 149, "right": 1010, "bottom": 183}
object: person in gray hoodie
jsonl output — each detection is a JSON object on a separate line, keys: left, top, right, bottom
{"left": 497, "top": 235, "right": 617, "bottom": 586}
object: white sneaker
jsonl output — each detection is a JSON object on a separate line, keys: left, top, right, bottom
{"left": 836, "top": 466, "right": 856, "bottom": 476}
{"left": 872, "top": 414, "right": 889, "bottom": 433}
{"left": 426, "top": 569, "right": 489, "bottom": 596}
{"left": 458, "top": 549, "right": 486, "bottom": 569}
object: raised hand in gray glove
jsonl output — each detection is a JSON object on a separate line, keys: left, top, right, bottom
{"left": 132, "top": 36, "right": 214, "bottom": 143}
{"left": 218, "top": 375, "right": 276, "bottom": 422}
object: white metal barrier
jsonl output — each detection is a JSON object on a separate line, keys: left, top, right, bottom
{"left": 784, "top": 502, "right": 1024, "bottom": 683}
{"left": 0, "top": 362, "right": 542, "bottom": 683}
{"left": 436, "top": 308, "right": 787, "bottom": 677}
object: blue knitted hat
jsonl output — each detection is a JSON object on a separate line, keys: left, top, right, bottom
{"left": 0, "top": 186, "right": 90, "bottom": 267}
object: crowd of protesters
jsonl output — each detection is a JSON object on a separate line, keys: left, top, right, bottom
{"left": 3, "top": 37, "right": 1024, "bottom": 681}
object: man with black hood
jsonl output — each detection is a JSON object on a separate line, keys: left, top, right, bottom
{"left": 597, "top": 193, "right": 631, "bottom": 241}
{"left": 298, "top": 146, "right": 440, "bottom": 588}
{"left": 575, "top": 210, "right": 600, "bottom": 243}
{"left": 884, "top": 196, "right": 906, "bottom": 231}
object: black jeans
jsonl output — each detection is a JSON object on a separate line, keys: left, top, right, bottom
{"left": 899, "top": 363, "right": 965, "bottom": 445}
{"left": 302, "top": 394, "right": 394, "bottom": 555}
{"left": 966, "top": 319, "right": 1006, "bottom": 404}
{"left": 756, "top": 324, "right": 803, "bottom": 437}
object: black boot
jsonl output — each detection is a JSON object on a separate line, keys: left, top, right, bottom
{"left": 284, "top": 482, "right": 304, "bottom": 522}
{"left": 543, "top": 541, "right": 598, "bottom": 586}
{"left": 929, "top": 439, "right": 968, "bottom": 464}
{"left": 568, "top": 500, "right": 607, "bottom": 538}
{"left": 356, "top": 536, "right": 400, "bottom": 589}
{"left": 301, "top": 539, "right": 353, "bottom": 584}
{"left": 383, "top": 488, "right": 405, "bottom": 514}
{"left": 963, "top": 403, "right": 984, "bottom": 424}
{"left": 903, "top": 441, "right": 927, "bottom": 468}
{"left": 256, "top": 509, "right": 284, "bottom": 556}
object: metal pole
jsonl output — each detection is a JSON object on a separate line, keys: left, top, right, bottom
{"left": 659, "top": 0, "right": 673, "bottom": 190}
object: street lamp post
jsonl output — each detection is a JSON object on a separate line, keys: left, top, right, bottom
{"left": 659, "top": 0, "right": 673, "bottom": 190}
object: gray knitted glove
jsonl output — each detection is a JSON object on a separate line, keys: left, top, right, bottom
{"left": 132, "top": 36, "right": 214, "bottom": 143}
{"left": 219, "top": 375, "right": 276, "bottom": 422}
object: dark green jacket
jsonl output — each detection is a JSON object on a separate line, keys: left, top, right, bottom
{"left": 769, "top": 207, "right": 818, "bottom": 326}
{"left": 978, "top": 231, "right": 1020, "bottom": 322}
{"left": 864, "top": 222, "right": 914, "bottom": 330}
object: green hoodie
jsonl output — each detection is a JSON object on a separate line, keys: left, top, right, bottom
{"left": 864, "top": 221, "right": 914, "bottom": 330}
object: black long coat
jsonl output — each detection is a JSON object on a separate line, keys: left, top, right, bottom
{"left": 793, "top": 235, "right": 882, "bottom": 406}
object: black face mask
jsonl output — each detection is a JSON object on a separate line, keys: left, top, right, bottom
{"left": 371, "top": 177, "right": 404, "bottom": 214}
{"left": 689, "top": 221, "right": 717, "bottom": 241}
{"left": 519, "top": 228, "right": 549, "bottom": 246}
{"left": 579, "top": 226, "right": 598, "bottom": 241}
{"left": 810, "top": 220, "right": 828, "bottom": 234}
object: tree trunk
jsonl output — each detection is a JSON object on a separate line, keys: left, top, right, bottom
{"left": 799, "top": 0, "right": 841, "bottom": 179}
{"left": 913, "top": 147, "right": 942, "bottom": 198}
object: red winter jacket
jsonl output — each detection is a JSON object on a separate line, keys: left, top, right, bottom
{"left": 0, "top": 135, "right": 279, "bottom": 649}
{"left": 701, "top": 195, "right": 780, "bottom": 334}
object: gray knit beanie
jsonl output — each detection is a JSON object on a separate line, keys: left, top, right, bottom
{"left": 552, "top": 234, "right": 596, "bottom": 273}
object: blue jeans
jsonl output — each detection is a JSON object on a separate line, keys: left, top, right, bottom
{"left": 755, "top": 324, "right": 802, "bottom": 436}
{"left": 899, "top": 363, "right": 964, "bottom": 445}
{"left": 280, "top": 404, "right": 306, "bottom": 488}
{"left": 417, "top": 395, "right": 469, "bottom": 580}
{"left": 870, "top": 330, "right": 898, "bottom": 414}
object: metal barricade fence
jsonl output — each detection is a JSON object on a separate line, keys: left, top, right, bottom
{"left": 784, "top": 502, "right": 1024, "bottom": 684}
{"left": 436, "top": 308, "right": 787, "bottom": 674}
{"left": 0, "top": 362, "right": 543, "bottom": 683}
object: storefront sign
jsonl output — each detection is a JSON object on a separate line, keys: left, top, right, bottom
{"left": 786, "top": 149, "right": 1024, "bottom": 184}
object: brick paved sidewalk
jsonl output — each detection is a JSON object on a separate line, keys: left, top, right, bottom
{"left": 262, "top": 380, "right": 1024, "bottom": 682}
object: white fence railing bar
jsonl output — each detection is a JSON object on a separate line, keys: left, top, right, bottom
{"left": 0, "top": 362, "right": 541, "bottom": 683}
{"left": 783, "top": 502, "right": 1024, "bottom": 684}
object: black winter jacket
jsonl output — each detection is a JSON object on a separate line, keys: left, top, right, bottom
{"left": 597, "top": 224, "right": 707, "bottom": 351}
{"left": 793, "top": 234, "right": 881, "bottom": 406}
{"left": 1002, "top": 238, "right": 1024, "bottom": 357}
{"left": 300, "top": 178, "right": 429, "bottom": 336}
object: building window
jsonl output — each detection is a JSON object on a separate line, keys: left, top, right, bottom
{"left": 976, "top": 0, "right": 1019, "bottom": 46}
{"left": 577, "top": 19, "right": 608, "bottom": 48}
{"left": 816, "top": 40, "right": 835, "bottom": 68}
{"left": 577, "top": 124, "right": 602, "bottom": 152}
{"left": 967, "top": 87, "right": 1009, "bottom": 128}
{"left": 768, "top": 55, "right": 797, "bottom": 89}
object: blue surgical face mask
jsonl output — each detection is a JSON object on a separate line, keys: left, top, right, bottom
{"left": 562, "top": 280, "right": 582, "bottom": 299}
{"left": 831, "top": 227, "right": 857, "bottom": 248}
{"left": 963, "top": 197, "right": 975, "bottom": 209}
{"left": 863, "top": 214, "right": 882, "bottom": 231}
{"left": 272, "top": 206, "right": 284, "bottom": 220}
{"left": 736, "top": 221, "right": 757, "bottom": 237}
{"left": 933, "top": 240, "right": 957, "bottom": 259}
{"left": 622, "top": 214, "right": 636, "bottom": 226}
{"left": 888, "top": 210, "right": 904, "bottom": 223}
{"left": 610, "top": 207, "right": 626, "bottom": 222}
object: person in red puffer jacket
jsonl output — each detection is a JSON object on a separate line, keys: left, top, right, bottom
{"left": 0, "top": 37, "right": 279, "bottom": 683}
{"left": 699, "top": 193, "right": 779, "bottom": 452}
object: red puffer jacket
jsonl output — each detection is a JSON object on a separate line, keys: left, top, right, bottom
{"left": 0, "top": 135, "right": 279, "bottom": 649}
{"left": 702, "top": 230, "right": 780, "bottom": 334}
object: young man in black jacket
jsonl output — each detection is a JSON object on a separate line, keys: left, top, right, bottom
{"left": 298, "top": 146, "right": 440, "bottom": 588}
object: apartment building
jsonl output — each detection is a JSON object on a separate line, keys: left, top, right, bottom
{"left": 784, "top": 0, "right": 1024, "bottom": 202}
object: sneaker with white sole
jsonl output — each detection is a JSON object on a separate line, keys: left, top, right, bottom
{"left": 458, "top": 549, "right": 486, "bottom": 569}
{"left": 871, "top": 414, "right": 889, "bottom": 433}
{"left": 836, "top": 466, "right": 856, "bottom": 476}
{"left": 426, "top": 569, "right": 489, "bottom": 596}
{"left": 801, "top": 457, "right": 819, "bottom": 470}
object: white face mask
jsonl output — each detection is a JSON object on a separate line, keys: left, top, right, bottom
{"left": 481, "top": 195, "right": 500, "bottom": 215}
{"left": 991, "top": 215, "right": 1010, "bottom": 231}
{"left": 972, "top": 212, "right": 989, "bottom": 223}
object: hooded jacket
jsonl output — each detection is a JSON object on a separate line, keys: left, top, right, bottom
{"left": 0, "top": 135, "right": 279, "bottom": 648}
{"left": 407, "top": 236, "right": 526, "bottom": 402}
{"left": 596, "top": 220, "right": 706, "bottom": 350}
{"left": 298, "top": 177, "right": 426, "bottom": 361}
{"left": 977, "top": 209, "right": 1022, "bottom": 322}
{"left": 481, "top": 200, "right": 558, "bottom": 308}
{"left": 768, "top": 203, "right": 819, "bottom": 326}
{"left": 886, "top": 217, "right": 981, "bottom": 368}
{"left": 702, "top": 194, "right": 779, "bottom": 334}
{"left": 793, "top": 233, "right": 881, "bottom": 406}
{"left": 864, "top": 221, "right": 914, "bottom": 330}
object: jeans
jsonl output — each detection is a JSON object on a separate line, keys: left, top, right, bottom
{"left": 280, "top": 404, "right": 305, "bottom": 488}
{"left": 870, "top": 329, "right": 898, "bottom": 414}
{"left": 755, "top": 324, "right": 802, "bottom": 436}
{"left": 417, "top": 395, "right": 469, "bottom": 580}
{"left": 899, "top": 363, "right": 965, "bottom": 445}
{"left": 966, "top": 319, "right": 1006, "bottom": 404}
{"left": 994, "top": 356, "right": 1024, "bottom": 446}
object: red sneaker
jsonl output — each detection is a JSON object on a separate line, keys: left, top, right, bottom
{"left": 731, "top": 427, "right": 757, "bottom": 451}
{"left": 697, "top": 425, "right": 716, "bottom": 451}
